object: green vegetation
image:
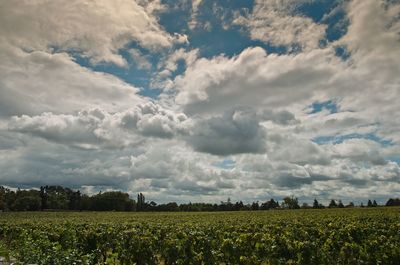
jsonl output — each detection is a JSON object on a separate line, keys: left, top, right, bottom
{"left": 1, "top": 208, "right": 399, "bottom": 264}
{"left": 2, "top": 186, "right": 398, "bottom": 213}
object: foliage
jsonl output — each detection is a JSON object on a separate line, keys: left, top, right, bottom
{"left": 386, "top": 198, "right": 400, "bottom": 206}
{"left": 282, "top": 196, "right": 300, "bottom": 209}
{"left": 0, "top": 208, "right": 399, "bottom": 264}
{"left": 0, "top": 185, "right": 394, "bottom": 213}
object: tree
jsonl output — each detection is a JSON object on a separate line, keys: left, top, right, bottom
{"left": 233, "top": 201, "right": 244, "bottom": 211}
{"left": 12, "top": 196, "right": 41, "bottom": 211}
{"left": 312, "top": 199, "right": 324, "bottom": 209}
{"left": 79, "top": 194, "right": 92, "bottom": 210}
{"left": 328, "top": 199, "right": 337, "bottom": 208}
{"left": 373, "top": 200, "right": 378, "bottom": 207}
{"left": 11, "top": 190, "right": 41, "bottom": 211}
{"left": 313, "top": 199, "right": 319, "bottom": 209}
{"left": 260, "top": 199, "right": 279, "bottom": 210}
{"left": 91, "top": 191, "right": 135, "bottom": 211}
{"left": 367, "top": 199, "right": 373, "bottom": 207}
{"left": 68, "top": 190, "right": 81, "bottom": 210}
{"left": 0, "top": 186, "right": 6, "bottom": 211}
{"left": 40, "top": 186, "right": 47, "bottom": 210}
{"left": 40, "top": 186, "right": 70, "bottom": 210}
{"left": 251, "top": 201, "right": 259, "bottom": 211}
{"left": 282, "top": 196, "right": 300, "bottom": 209}
{"left": 4, "top": 190, "right": 16, "bottom": 211}
{"left": 158, "top": 202, "right": 178, "bottom": 211}
{"left": 338, "top": 200, "right": 344, "bottom": 208}
{"left": 386, "top": 198, "right": 400, "bottom": 206}
{"left": 137, "top": 193, "right": 146, "bottom": 211}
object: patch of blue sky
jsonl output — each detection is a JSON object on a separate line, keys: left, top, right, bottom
{"left": 158, "top": 0, "right": 193, "bottom": 33}
{"left": 171, "top": 58, "right": 187, "bottom": 78}
{"left": 191, "top": 27, "right": 288, "bottom": 58}
{"left": 385, "top": 156, "right": 400, "bottom": 165}
{"left": 309, "top": 100, "right": 338, "bottom": 114}
{"left": 160, "top": 0, "right": 288, "bottom": 59}
{"left": 215, "top": 0, "right": 254, "bottom": 10}
{"left": 296, "top": 0, "right": 349, "bottom": 43}
{"left": 213, "top": 158, "right": 236, "bottom": 169}
{"left": 313, "top": 133, "right": 394, "bottom": 147}
{"left": 69, "top": 0, "right": 351, "bottom": 98}
{"left": 71, "top": 44, "right": 163, "bottom": 99}
{"left": 296, "top": 0, "right": 337, "bottom": 21}
{"left": 334, "top": 45, "right": 351, "bottom": 60}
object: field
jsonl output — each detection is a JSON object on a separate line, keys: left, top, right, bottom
{"left": 0, "top": 208, "right": 399, "bottom": 265}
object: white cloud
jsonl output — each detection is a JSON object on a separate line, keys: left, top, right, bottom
{"left": 162, "top": 48, "right": 199, "bottom": 74}
{"left": 174, "top": 46, "right": 343, "bottom": 114}
{"left": 329, "top": 139, "right": 387, "bottom": 166}
{"left": 0, "top": 0, "right": 186, "bottom": 67}
{"left": 129, "top": 49, "right": 152, "bottom": 70}
{"left": 335, "top": 0, "right": 400, "bottom": 144}
{"left": 152, "top": 48, "right": 199, "bottom": 90}
{"left": 233, "top": 0, "right": 327, "bottom": 50}
{"left": 0, "top": 47, "right": 143, "bottom": 116}
{"left": 0, "top": 0, "right": 399, "bottom": 203}
{"left": 188, "top": 0, "right": 203, "bottom": 30}
{"left": 8, "top": 103, "right": 189, "bottom": 148}
{"left": 266, "top": 133, "right": 331, "bottom": 166}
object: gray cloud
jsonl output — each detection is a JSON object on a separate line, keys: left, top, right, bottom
{"left": 186, "top": 110, "right": 266, "bottom": 156}
{"left": 260, "top": 110, "right": 297, "bottom": 125}
{"left": 330, "top": 139, "right": 388, "bottom": 166}
{"left": 8, "top": 103, "right": 189, "bottom": 148}
{"left": 0, "top": 0, "right": 399, "bottom": 203}
{"left": 0, "top": 49, "right": 144, "bottom": 117}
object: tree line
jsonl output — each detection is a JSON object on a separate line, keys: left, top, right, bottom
{"left": 0, "top": 185, "right": 399, "bottom": 212}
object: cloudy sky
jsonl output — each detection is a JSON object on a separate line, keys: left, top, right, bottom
{"left": 0, "top": 0, "right": 399, "bottom": 204}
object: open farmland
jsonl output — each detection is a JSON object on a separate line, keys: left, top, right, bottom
{"left": 0, "top": 208, "right": 399, "bottom": 265}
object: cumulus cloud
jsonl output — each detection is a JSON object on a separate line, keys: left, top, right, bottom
{"left": 336, "top": 0, "right": 400, "bottom": 145}
{"left": 0, "top": 0, "right": 399, "bottom": 203}
{"left": 186, "top": 110, "right": 266, "bottom": 156}
{"left": 0, "top": 0, "right": 186, "bottom": 67}
{"left": 259, "top": 110, "right": 297, "bottom": 126}
{"left": 122, "top": 102, "right": 189, "bottom": 138}
{"left": 266, "top": 133, "right": 331, "bottom": 166}
{"left": 8, "top": 103, "right": 189, "bottom": 148}
{"left": 0, "top": 48, "right": 144, "bottom": 117}
{"left": 330, "top": 139, "right": 387, "bottom": 166}
{"left": 174, "top": 46, "right": 343, "bottom": 114}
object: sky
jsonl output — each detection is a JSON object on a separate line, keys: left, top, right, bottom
{"left": 0, "top": 0, "right": 399, "bottom": 204}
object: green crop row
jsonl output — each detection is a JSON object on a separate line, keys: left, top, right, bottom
{"left": 0, "top": 208, "right": 399, "bottom": 264}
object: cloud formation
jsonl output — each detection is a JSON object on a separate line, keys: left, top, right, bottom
{"left": 233, "top": 0, "right": 327, "bottom": 50}
{"left": 0, "top": 0, "right": 186, "bottom": 66}
{"left": 0, "top": 0, "right": 399, "bottom": 203}
{"left": 186, "top": 110, "right": 266, "bottom": 156}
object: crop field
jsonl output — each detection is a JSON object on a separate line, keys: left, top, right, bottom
{"left": 0, "top": 208, "right": 399, "bottom": 265}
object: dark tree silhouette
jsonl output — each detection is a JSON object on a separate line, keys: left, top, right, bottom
{"left": 328, "top": 199, "right": 337, "bottom": 208}
{"left": 386, "top": 198, "right": 400, "bottom": 206}
{"left": 282, "top": 196, "right": 300, "bottom": 209}
{"left": 0, "top": 185, "right": 398, "bottom": 212}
